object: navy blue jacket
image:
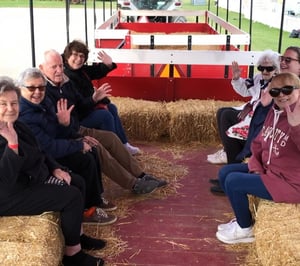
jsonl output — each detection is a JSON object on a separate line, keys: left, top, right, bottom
{"left": 235, "top": 100, "right": 273, "bottom": 161}
{"left": 45, "top": 78, "right": 95, "bottom": 124}
{"left": 19, "top": 96, "right": 83, "bottom": 159}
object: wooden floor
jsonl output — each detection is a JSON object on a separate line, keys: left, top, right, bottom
{"left": 95, "top": 142, "right": 252, "bottom": 266}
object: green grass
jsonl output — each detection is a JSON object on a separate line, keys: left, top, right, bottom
{"left": 1, "top": 0, "right": 299, "bottom": 52}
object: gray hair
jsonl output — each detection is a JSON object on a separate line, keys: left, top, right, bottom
{"left": 18, "top": 67, "right": 46, "bottom": 87}
{"left": 257, "top": 50, "right": 280, "bottom": 74}
{"left": 0, "top": 76, "right": 21, "bottom": 100}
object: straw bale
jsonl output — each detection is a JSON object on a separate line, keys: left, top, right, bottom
{"left": 0, "top": 212, "right": 64, "bottom": 266}
{"left": 165, "top": 99, "right": 242, "bottom": 143}
{"left": 110, "top": 97, "right": 169, "bottom": 141}
{"left": 254, "top": 200, "right": 300, "bottom": 266}
{"left": 111, "top": 96, "right": 243, "bottom": 144}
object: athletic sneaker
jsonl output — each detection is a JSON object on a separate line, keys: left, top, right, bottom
{"left": 124, "top": 142, "right": 141, "bottom": 155}
{"left": 83, "top": 208, "right": 117, "bottom": 226}
{"left": 142, "top": 174, "right": 168, "bottom": 187}
{"left": 216, "top": 220, "right": 254, "bottom": 244}
{"left": 207, "top": 149, "right": 228, "bottom": 164}
{"left": 217, "top": 218, "right": 237, "bottom": 231}
{"left": 98, "top": 197, "right": 117, "bottom": 211}
{"left": 132, "top": 177, "right": 159, "bottom": 194}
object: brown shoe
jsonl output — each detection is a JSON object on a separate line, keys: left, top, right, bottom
{"left": 98, "top": 197, "right": 117, "bottom": 211}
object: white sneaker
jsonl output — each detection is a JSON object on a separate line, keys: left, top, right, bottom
{"left": 216, "top": 220, "right": 254, "bottom": 244}
{"left": 217, "top": 218, "right": 237, "bottom": 231}
{"left": 207, "top": 149, "right": 227, "bottom": 164}
{"left": 125, "top": 143, "right": 141, "bottom": 155}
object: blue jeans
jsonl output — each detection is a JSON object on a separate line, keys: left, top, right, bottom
{"left": 80, "top": 103, "right": 128, "bottom": 144}
{"left": 218, "top": 163, "right": 273, "bottom": 228}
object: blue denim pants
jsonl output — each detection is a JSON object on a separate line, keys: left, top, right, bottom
{"left": 218, "top": 163, "right": 273, "bottom": 228}
{"left": 80, "top": 103, "right": 128, "bottom": 144}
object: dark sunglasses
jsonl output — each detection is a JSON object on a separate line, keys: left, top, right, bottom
{"left": 269, "top": 86, "right": 297, "bottom": 97}
{"left": 279, "top": 56, "right": 299, "bottom": 64}
{"left": 257, "top": 65, "right": 275, "bottom": 72}
{"left": 23, "top": 85, "right": 46, "bottom": 92}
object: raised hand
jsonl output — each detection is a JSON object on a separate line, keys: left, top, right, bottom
{"left": 285, "top": 95, "right": 300, "bottom": 127}
{"left": 92, "top": 83, "right": 112, "bottom": 102}
{"left": 260, "top": 84, "right": 273, "bottom": 107}
{"left": 232, "top": 61, "right": 241, "bottom": 80}
{"left": 0, "top": 121, "right": 18, "bottom": 145}
{"left": 97, "top": 50, "right": 113, "bottom": 68}
{"left": 56, "top": 98, "right": 74, "bottom": 126}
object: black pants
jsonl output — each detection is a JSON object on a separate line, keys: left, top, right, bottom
{"left": 56, "top": 149, "right": 103, "bottom": 209}
{"left": 216, "top": 107, "right": 245, "bottom": 163}
{"left": 0, "top": 173, "right": 85, "bottom": 246}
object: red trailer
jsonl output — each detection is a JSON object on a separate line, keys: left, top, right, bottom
{"left": 91, "top": 10, "right": 263, "bottom": 101}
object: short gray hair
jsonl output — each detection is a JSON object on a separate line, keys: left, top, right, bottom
{"left": 0, "top": 76, "right": 21, "bottom": 100}
{"left": 18, "top": 67, "right": 46, "bottom": 87}
{"left": 257, "top": 50, "right": 280, "bottom": 74}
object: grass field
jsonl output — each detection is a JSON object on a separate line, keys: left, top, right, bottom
{"left": 0, "top": 0, "right": 299, "bottom": 52}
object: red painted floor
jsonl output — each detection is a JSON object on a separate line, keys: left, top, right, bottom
{"left": 103, "top": 142, "right": 250, "bottom": 266}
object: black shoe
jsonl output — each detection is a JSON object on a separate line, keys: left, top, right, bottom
{"left": 142, "top": 174, "right": 168, "bottom": 187}
{"left": 62, "top": 250, "right": 104, "bottom": 266}
{"left": 132, "top": 178, "right": 158, "bottom": 194}
{"left": 210, "top": 185, "right": 225, "bottom": 195}
{"left": 80, "top": 234, "right": 106, "bottom": 250}
{"left": 209, "top": 178, "right": 220, "bottom": 185}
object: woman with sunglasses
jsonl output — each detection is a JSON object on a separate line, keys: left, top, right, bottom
{"left": 207, "top": 50, "right": 279, "bottom": 167}
{"left": 215, "top": 72, "right": 300, "bottom": 244}
{"left": 280, "top": 46, "right": 300, "bottom": 77}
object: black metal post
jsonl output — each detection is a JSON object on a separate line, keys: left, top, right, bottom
{"left": 84, "top": 0, "right": 88, "bottom": 46}
{"left": 66, "top": 0, "right": 70, "bottom": 44}
{"left": 278, "top": 0, "right": 286, "bottom": 53}
{"left": 29, "top": 0, "right": 36, "bottom": 67}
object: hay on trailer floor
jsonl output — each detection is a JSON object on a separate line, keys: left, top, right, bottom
{"left": 254, "top": 200, "right": 300, "bottom": 266}
{"left": 0, "top": 212, "right": 64, "bottom": 266}
{"left": 84, "top": 149, "right": 188, "bottom": 265}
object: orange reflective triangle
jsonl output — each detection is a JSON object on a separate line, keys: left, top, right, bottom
{"left": 160, "top": 64, "right": 181, "bottom": 77}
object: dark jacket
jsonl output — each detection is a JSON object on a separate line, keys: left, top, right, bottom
{"left": 235, "top": 100, "right": 273, "bottom": 161}
{"left": 19, "top": 96, "right": 83, "bottom": 159}
{"left": 64, "top": 62, "right": 117, "bottom": 105}
{"left": 0, "top": 121, "right": 61, "bottom": 199}
{"left": 45, "top": 76, "right": 95, "bottom": 124}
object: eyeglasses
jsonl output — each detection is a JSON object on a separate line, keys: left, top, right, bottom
{"left": 279, "top": 56, "right": 299, "bottom": 64}
{"left": 269, "top": 86, "right": 298, "bottom": 97}
{"left": 71, "top": 52, "right": 85, "bottom": 59}
{"left": 257, "top": 65, "right": 275, "bottom": 72}
{"left": 23, "top": 85, "right": 46, "bottom": 92}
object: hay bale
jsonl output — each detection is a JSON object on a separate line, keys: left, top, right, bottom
{"left": 110, "top": 97, "right": 169, "bottom": 141}
{"left": 0, "top": 212, "right": 64, "bottom": 266}
{"left": 254, "top": 200, "right": 300, "bottom": 266}
{"left": 166, "top": 99, "right": 242, "bottom": 143}
{"left": 111, "top": 97, "right": 243, "bottom": 143}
